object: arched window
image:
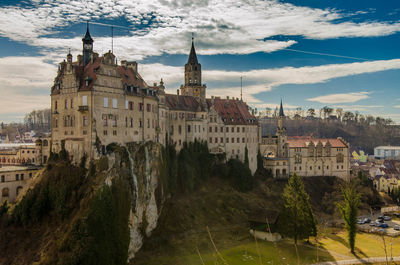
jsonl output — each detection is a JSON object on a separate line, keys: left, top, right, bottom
{"left": 276, "top": 169, "right": 280, "bottom": 177}
{"left": 2, "top": 188, "right": 9, "bottom": 198}
{"left": 43, "top": 140, "right": 48, "bottom": 146}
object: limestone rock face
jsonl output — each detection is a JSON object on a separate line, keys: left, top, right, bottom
{"left": 105, "top": 142, "right": 165, "bottom": 262}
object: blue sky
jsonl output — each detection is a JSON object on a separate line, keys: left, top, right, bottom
{"left": 0, "top": 0, "right": 400, "bottom": 123}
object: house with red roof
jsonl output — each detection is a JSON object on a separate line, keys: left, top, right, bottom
{"left": 259, "top": 102, "right": 350, "bottom": 179}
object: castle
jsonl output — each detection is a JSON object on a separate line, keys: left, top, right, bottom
{"left": 259, "top": 101, "right": 350, "bottom": 179}
{"left": 50, "top": 25, "right": 260, "bottom": 173}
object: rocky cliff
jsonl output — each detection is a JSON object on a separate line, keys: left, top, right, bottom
{"left": 0, "top": 141, "right": 166, "bottom": 265}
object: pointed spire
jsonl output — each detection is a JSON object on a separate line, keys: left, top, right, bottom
{"left": 187, "top": 34, "right": 198, "bottom": 64}
{"left": 279, "top": 99, "right": 285, "bottom": 117}
{"left": 82, "top": 21, "right": 93, "bottom": 42}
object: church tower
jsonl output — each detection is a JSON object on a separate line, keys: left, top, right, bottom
{"left": 82, "top": 22, "right": 94, "bottom": 67}
{"left": 180, "top": 37, "right": 206, "bottom": 100}
{"left": 276, "top": 99, "right": 287, "bottom": 157}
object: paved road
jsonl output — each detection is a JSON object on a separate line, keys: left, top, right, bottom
{"left": 312, "top": 256, "right": 400, "bottom": 265}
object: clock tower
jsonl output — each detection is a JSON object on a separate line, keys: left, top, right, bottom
{"left": 82, "top": 22, "right": 94, "bottom": 67}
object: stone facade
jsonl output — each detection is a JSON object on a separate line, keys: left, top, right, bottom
{"left": 50, "top": 25, "right": 259, "bottom": 173}
{"left": 0, "top": 166, "right": 40, "bottom": 203}
{"left": 260, "top": 102, "right": 350, "bottom": 179}
{"left": 0, "top": 138, "right": 50, "bottom": 166}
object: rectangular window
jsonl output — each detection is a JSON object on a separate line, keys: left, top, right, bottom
{"left": 104, "top": 97, "right": 108, "bottom": 108}
{"left": 215, "top": 137, "right": 218, "bottom": 143}
{"left": 65, "top": 99, "right": 68, "bottom": 109}
{"left": 129, "top": 101, "right": 133, "bottom": 110}
{"left": 83, "top": 116, "right": 88, "bottom": 126}
{"left": 139, "top": 119, "right": 142, "bottom": 128}
{"left": 130, "top": 118, "right": 133, "bottom": 127}
{"left": 103, "top": 115, "right": 108, "bottom": 126}
{"left": 112, "top": 116, "right": 117, "bottom": 127}
{"left": 71, "top": 99, "right": 74, "bottom": 108}
{"left": 103, "top": 130, "right": 108, "bottom": 135}
{"left": 209, "top": 138, "right": 212, "bottom": 143}
{"left": 82, "top": 96, "right": 87, "bottom": 106}
{"left": 232, "top": 138, "right": 234, "bottom": 143}
{"left": 147, "top": 104, "right": 151, "bottom": 112}
{"left": 112, "top": 98, "right": 117, "bottom": 109}
{"left": 139, "top": 103, "right": 143, "bottom": 111}
{"left": 209, "top": 127, "right": 212, "bottom": 133}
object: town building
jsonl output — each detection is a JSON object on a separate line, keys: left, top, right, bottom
{"left": 259, "top": 101, "right": 350, "bottom": 179}
{"left": 374, "top": 146, "right": 400, "bottom": 159}
{"left": 0, "top": 165, "right": 41, "bottom": 203}
{"left": 50, "top": 24, "right": 259, "bottom": 173}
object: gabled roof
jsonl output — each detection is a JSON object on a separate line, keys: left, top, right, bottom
{"left": 52, "top": 56, "right": 151, "bottom": 95}
{"left": 165, "top": 94, "right": 205, "bottom": 112}
{"left": 206, "top": 98, "right": 257, "bottom": 125}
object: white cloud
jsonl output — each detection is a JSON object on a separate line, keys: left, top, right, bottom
{"left": 1, "top": 0, "right": 400, "bottom": 59}
{"left": 140, "top": 59, "right": 400, "bottom": 104}
{"left": 307, "top": 92, "right": 371, "bottom": 104}
{"left": 0, "top": 57, "right": 55, "bottom": 117}
{"left": 2, "top": 55, "right": 400, "bottom": 122}
{"left": 394, "top": 105, "right": 400, "bottom": 108}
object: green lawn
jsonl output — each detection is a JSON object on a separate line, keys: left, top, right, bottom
{"left": 136, "top": 229, "right": 400, "bottom": 265}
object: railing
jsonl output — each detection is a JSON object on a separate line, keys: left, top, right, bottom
{"left": 78, "top": 105, "right": 89, "bottom": 111}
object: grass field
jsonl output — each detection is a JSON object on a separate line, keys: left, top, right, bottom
{"left": 136, "top": 228, "right": 400, "bottom": 265}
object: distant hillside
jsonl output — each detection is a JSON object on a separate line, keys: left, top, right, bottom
{"left": 261, "top": 117, "right": 400, "bottom": 154}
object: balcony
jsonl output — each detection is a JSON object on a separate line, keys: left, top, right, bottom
{"left": 78, "top": 105, "right": 89, "bottom": 112}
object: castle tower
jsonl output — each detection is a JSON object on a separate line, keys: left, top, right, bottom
{"left": 276, "top": 99, "right": 287, "bottom": 157}
{"left": 82, "top": 22, "right": 94, "bottom": 67}
{"left": 180, "top": 37, "right": 206, "bottom": 100}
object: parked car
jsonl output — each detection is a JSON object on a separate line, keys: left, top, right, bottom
{"left": 364, "top": 218, "right": 371, "bottom": 223}
{"left": 393, "top": 213, "right": 400, "bottom": 218}
{"left": 384, "top": 216, "right": 392, "bottom": 221}
{"left": 376, "top": 219, "right": 384, "bottom": 223}
{"left": 394, "top": 225, "right": 400, "bottom": 231}
{"left": 370, "top": 222, "right": 377, "bottom": 227}
{"left": 378, "top": 223, "right": 389, "bottom": 228}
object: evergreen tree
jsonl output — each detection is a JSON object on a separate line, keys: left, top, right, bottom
{"left": 337, "top": 182, "right": 360, "bottom": 254}
{"left": 278, "top": 173, "right": 317, "bottom": 245}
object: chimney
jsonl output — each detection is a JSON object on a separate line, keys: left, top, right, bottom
{"left": 211, "top": 96, "right": 214, "bottom": 99}
{"left": 227, "top": 96, "right": 229, "bottom": 100}
{"left": 177, "top": 89, "right": 180, "bottom": 96}
{"left": 154, "top": 82, "right": 157, "bottom": 86}
{"left": 126, "top": 61, "right": 138, "bottom": 72}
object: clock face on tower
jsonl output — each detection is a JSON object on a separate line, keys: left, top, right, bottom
{"left": 84, "top": 43, "right": 92, "bottom": 49}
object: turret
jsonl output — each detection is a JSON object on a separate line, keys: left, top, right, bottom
{"left": 82, "top": 22, "right": 94, "bottom": 67}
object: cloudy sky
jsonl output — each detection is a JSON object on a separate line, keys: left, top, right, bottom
{"left": 0, "top": 0, "right": 400, "bottom": 123}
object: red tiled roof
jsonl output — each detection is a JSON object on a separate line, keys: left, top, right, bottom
{"left": 165, "top": 94, "right": 205, "bottom": 112}
{"left": 206, "top": 98, "right": 257, "bottom": 125}
{"left": 52, "top": 56, "right": 150, "bottom": 95}
{"left": 287, "top": 138, "right": 348, "bottom": 148}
